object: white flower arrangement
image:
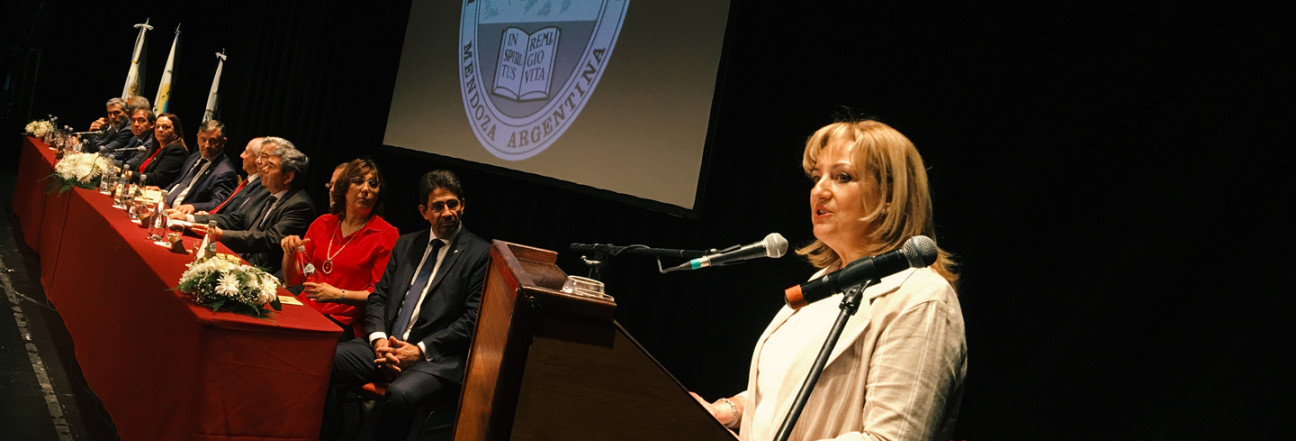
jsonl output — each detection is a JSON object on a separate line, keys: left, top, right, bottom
{"left": 177, "top": 256, "right": 283, "bottom": 317}
{"left": 49, "top": 153, "right": 115, "bottom": 193}
{"left": 25, "top": 120, "right": 55, "bottom": 138}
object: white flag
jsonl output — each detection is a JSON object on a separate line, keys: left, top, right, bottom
{"left": 120, "top": 19, "right": 153, "bottom": 99}
{"left": 154, "top": 24, "right": 181, "bottom": 115}
{"left": 202, "top": 51, "right": 227, "bottom": 123}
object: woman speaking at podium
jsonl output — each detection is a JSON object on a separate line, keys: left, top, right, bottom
{"left": 695, "top": 120, "right": 966, "bottom": 441}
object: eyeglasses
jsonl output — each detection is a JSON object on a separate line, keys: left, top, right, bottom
{"left": 427, "top": 199, "right": 460, "bottom": 212}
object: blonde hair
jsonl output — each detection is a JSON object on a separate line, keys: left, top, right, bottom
{"left": 796, "top": 120, "right": 958, "bottom": 284}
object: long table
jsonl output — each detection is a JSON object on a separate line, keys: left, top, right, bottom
{"left": 10, "top": 136, "right": 342, "bottom": 441}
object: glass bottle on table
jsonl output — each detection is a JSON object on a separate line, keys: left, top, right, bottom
{"left": 126, "top": 173, "right": 145, "bottom": 221}
{"left": 98, "top": 166, "right": 116, "bottom": 194}
{"left": 195, "top": 220, "right": 219, "bottom": 261}
{"left": 148, "top": 200, "right": 167, "bottom": 242}
{"left": 113, "top": 165, "right": 133, "bottom": 208}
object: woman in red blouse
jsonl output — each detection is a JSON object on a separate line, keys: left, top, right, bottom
{"left": 280, "top": 158, "right": 399, "bottom": 338}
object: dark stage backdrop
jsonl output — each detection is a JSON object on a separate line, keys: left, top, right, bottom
{"left": 4, "top": 1, "right": 1293, "bottom": 439}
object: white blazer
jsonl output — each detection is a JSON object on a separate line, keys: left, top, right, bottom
{"left": 740, "top": 267, "right": 967, "bottom": 441}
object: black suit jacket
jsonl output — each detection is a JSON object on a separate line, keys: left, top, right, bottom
{"left": 365, "top": 227, "right": 491, "bottom": 383}
{"left": 84, "top": 121, "right": 133, "bottom": 154}
{"left": 138, "top": 141, "right": 189, "bottom": 187}
{"left": 163, "top": 152, "right": 239, "bottom": 212}
{"left": 194, "top": 187, "right": 315, "bottom": 273}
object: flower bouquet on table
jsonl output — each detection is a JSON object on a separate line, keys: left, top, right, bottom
{"left": 25, "top": 120, "right": 55, "bottom": 139}
{"left": 49, "top": 153, "right": 116, "bottom": 193}
{"left": 177, "top": 254, "right": 283, "bottom": 317}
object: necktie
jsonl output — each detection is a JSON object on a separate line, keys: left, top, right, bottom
{"left": 172, "top": 158, "right": 208, "bottom": 205}
{"left": 391, "top": 239, "right": 446, "bottom": 339}
{"left": 253, "top": 196, "right": 279, "bottom": 230}
{"left": 209, "top": 179, "right": 246, "bottom": 214}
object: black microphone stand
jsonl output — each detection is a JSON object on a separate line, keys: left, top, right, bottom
{"left": 570, "top": 243, "right": 714, "bottom": 281}
{"left": 773, "top": 279, "right": 875, "bottom": 441}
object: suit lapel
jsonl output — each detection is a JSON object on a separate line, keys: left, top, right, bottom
{"left": 821, "top": 268, "right": 915, "bottom": 367}
{"left": 750, "top": 268, "right": 917, "bottom": 376}
{"left": 241, "top": 191, "right": 274, "bottom": 227}
{"left": 236, "top": 180, "right": 265, "bottom": 211}
{"left": 193, "top": 157, "right": 213, "bottom": 183}
{"left": 261, "top": 189, "right": 300, "bottom": 228}
{"left": 426, "top": 230, "right": 465, "bottom": 296}
{"left": 173, "top": 155, "right": 203, "bottom": 194}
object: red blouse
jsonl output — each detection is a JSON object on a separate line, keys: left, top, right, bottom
{"left": 293, "top": 214, "right": 399, "bottom": 337}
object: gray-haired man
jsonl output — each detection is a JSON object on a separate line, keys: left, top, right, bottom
{"left": 190, "top": 137, "right": 315, "bottom": 273}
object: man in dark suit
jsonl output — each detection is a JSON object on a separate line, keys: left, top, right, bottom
{"left": 163, "top": 120, "right": 238, "bottom": 213}
{"left": 190, "top": 137, "right": 314, "bottom": 273}
{"left": 80, "top": 97, "right": 133, "bottom": 154}
{"left": 109, "top": 108, "right": 157, "bottom": 168}
{"left": 332, "top": 169, "right": 490, "bottom": 440}
{"left": 168, "top": 137, "right": 267, "bottom": 219}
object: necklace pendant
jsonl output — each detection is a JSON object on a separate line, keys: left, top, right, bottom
{"left": 321, "top": 259, "right": 334, "bottom": 274}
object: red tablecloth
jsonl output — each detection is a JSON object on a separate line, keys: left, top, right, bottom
{"left": 12, "top": 137, "right": 342, "bottom": 441}
{"left": 12, "top": 136, "right": 53, "bottom": 250}
{"left": 11, "top": 137, "right": 72, "bottom": 294}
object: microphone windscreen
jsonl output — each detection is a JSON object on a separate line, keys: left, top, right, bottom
{"left": 902, "top": 235, "right": 938, "bottom": 267}
{"left": 764, "top": 233, "right": 789, "bottom": 258}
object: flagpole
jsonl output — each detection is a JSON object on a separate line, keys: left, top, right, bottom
{"left": 203, "top": 50, "right": 227, "bottom": 123}
{"left": 154, "top": 23, "right": 181, "bottom": 114}
{"left": 121, "top": 18, "right": 153, "bottom": 99}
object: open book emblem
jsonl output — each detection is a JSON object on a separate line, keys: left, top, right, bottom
{"left": 493, "top": 27, "right": 560, "bottom": 101}
{"left": 460, "top": 0, "right": 629, "bottom": 161}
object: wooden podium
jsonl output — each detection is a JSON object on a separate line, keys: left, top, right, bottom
{"left": 453, "top": 240, "right": 738, "bottom": 441}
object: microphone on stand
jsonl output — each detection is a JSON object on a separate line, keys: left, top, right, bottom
{"left": 662, "top": 233, "right": 788, "bottom": 273}
{"left": 73, "top": 130, "right": 105, "bottom": 137}
{"left": 784, "top": 235, "right": 938, "bottom": 309}
{"left": 99, "top": 145, "right": 148, "bottom": 153}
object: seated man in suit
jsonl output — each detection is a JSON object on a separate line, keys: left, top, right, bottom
{"left": 110, "top": 107, "right": 157, "bottom": 168}
{"left": 209, "top": 137, "right": 268, "bottom": 214}
{"left": 331, "top": 169, "right": 491, "bottom": 440}
{"left": 163, "top": 120, "right": 238, "bottom": 214}
{"left": 80, "top": 97, "right": 134, "bottom": 154}
{"left": 190, "top": 137, "right": 314, "bottom": 274}
{"left": 168, "top": 136, "right": 267, "bottom": 219}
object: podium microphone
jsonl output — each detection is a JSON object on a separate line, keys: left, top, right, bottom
{"left": 663, "top": 233, "right": 788, "bottom": 272}
{"left": 784, "top": 235, "right": 937, "bottom": 309}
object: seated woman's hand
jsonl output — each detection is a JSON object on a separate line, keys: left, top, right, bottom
{"left": 302, "top": 282, "right": 342, "bottom": 303}
{"left": 280, "top": 236, "right": 308, "bottom": 253}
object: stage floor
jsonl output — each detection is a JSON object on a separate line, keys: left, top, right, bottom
{"left": 1, "top": 161, "right": 121, "bottom": 441}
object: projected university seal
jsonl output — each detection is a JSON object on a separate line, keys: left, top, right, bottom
{"left": 459, "top": 0, "right": 629, "bottom": 161}
{"left": 461, "top": 0, "right": 632, "bottom": 162}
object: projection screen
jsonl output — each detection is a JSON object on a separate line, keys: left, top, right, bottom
{"left": 384, "top": 0, "right": 731, "bottom": 210}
